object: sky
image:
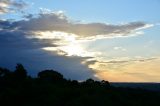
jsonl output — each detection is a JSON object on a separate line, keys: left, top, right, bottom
{"left": 0, "top": 0, "right": 160, "bottom": 82}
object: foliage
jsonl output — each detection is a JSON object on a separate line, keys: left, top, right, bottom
{"left": 0, "top": 64, "right": 160, "bottom": 106}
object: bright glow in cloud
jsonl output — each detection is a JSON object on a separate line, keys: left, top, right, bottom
{"left": 27, "top": 31, "right": 102, "bottom": 57}
{"left": 59, "top": 44, "right": 84, "bottom": 56}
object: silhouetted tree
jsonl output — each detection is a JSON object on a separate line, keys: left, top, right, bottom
{"left": 0, "top": 68, "right": 7, "bottom": 78}
{"left": 0, "top": 67, "right": 12, "bottom": 79}
{"left": 14, "top": 64, "right": 27, "bottom": 80}
{"left": 85, "top": 78, "right": 95, "bottom": 84}
{"left": 70, "top": 80, "right": 79, "bottom": 86}
{"left": 101, "top": 80, "right": 110, "bottom": 87}
{"left": 38, "top": 70, "right": 64, "bottom": 82}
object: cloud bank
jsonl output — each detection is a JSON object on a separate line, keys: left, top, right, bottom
{"left": 0, "top": 10, "right": 155, "bottom": 81}
{"left": 0, "top": 17, "right": 97, "bottom": 80}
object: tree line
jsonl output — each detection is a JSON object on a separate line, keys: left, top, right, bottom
{"left": 0, "top": 64, "right": 160, "bottom": 106}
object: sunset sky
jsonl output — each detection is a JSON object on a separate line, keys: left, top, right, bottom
{"left": 0, "top": 0, "right": 160, "bottom": 82}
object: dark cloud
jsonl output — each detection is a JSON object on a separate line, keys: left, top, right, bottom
{"left": 0, "top": 49, "right": 96, "bottom": 80}
{"left": 11, "top": 0, "right": 27, "bottom": 9}
{"left": 83, "top": 60, "right": 98, "bottom": 66}
{"left": 0, "top": 20, "right": 13, "bottom": 29}
{"left": 0, "top": 29, "right": 57, "bottom": 49}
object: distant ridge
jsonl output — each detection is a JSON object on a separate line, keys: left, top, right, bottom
{"left": 111, "top": 82, "right": 160, "bottom": 91}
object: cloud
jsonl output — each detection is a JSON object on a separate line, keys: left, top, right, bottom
{"left": 0, "top": 11, "right": 153, "bottom": 58}
{"left": 114, "top": 47, "right": 127, "bottom": 51}
{"left": 0, "top": 48, "right": 96, "bottom": 80}
{"left": 91, "top": 57, "right": 160, "bottom": 82}
{"left": 0, "top": 21, "right": 58, "bottom": 49}
{"left": 0, "top": 19, "right": 97, "bottom": 80}
{"left": 86, "top": 57, "right": 158, "bottom": 66}
{"left": 8, "top": 11, "right": 153, "bottom": 40}
{"left": 83, "top": 57, "right": 159, "bottom": 74}
{"left": 82, "top": 60, "right": 98, "bottom": 66}
{"left": 0, "top": 10, "right": 155, "bottom": 81}
{"left": 0, "top": 0, "right": 27, "bottom": 14}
